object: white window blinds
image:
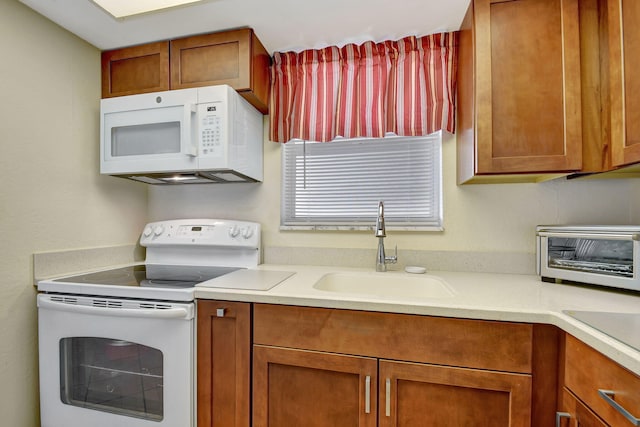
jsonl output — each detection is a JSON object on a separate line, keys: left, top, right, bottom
{"left": 281, "top": 133, "right": 442, "bottom": 230}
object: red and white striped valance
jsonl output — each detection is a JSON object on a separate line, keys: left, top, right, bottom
{"left": 269, "top": 32, "right": 459, "bottom": 143}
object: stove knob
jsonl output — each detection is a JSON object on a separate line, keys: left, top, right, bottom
{"left": 242, "top": 227, "right": 254, "bottom": 239}
{"left": 229, "top": 225, "right": 240, "bottom": 238}
{"left": 153, "top": 225, "right": 165, "bottom": 236}
{"left": 143, "top": 226, "right": 153, "bottom": 237}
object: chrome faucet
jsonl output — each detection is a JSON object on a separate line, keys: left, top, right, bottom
{"left": 375, "top": 201, "right": 398, "bottom": 272}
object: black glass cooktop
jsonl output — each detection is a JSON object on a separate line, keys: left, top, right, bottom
{"left": 53, "top": 265, "right": 242, "bottom": 289}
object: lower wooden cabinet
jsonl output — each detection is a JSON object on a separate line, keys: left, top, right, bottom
{"left": 253, "top": 304, "right": 542, "bottom": 426}
{"left": 196, "top": 300, "right": 251, "bottom": 427}
{"left": 253, "top": 345, "right": 377, "bottom": 427}
{"left": 380, "top": 360, "right": 531, "bottom": 427}
{"left": 562, "top": 333, "right": 640, "bottom": 427}
{"left": 557, "top": 388, "right": 607, "bottom": 427}
{"left": 252, "top": 345, "right": 532, "bottom": 427}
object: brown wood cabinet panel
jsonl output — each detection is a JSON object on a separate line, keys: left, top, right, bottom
{"left": 579, "top": 0, "right": 611, "bottom": 173}
{"left": 558, "top": 388, "right": 608, "bottom": 427}
{"left": 253, "top": 345, "right": 377, "bottom": 427}
{"left": 253, "top": 304, "right": 533, "bottom": 373}
{"left": 457, "top": 0, "right": 582, "bottom": 183}
{"left": 379, "top": 360, "right": 532, "bottom": 427}
{"left": 101, "top": 41, "right": 170, "bottom": 98}
{"left": 532, "top": 324, "right": 561, "bottom": 427}
{"left": 170, "top": 28, "right": 270, "bottom": 113}
{"left": 196, "top": 300, "right": 251, "bottom": 427}
{"left": 564, "top": 333, "right": 640, "bottom": 426}
{"left": 610, "top": 0, "right": 640, "bottom": 166}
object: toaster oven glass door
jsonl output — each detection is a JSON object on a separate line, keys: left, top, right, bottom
{"left": 546, "top": 236, "right": 634, "bottom": 278}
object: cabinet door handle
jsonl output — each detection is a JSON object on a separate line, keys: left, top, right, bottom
{"left": 385, "top": 378, "right": 391, "bottom": 417}
{"left": 556, "top": 412, "right": 571, "bottom": 427}
{"left": 598, "top": 390, "right": 640, "bottom": 426}
{"left": 365, "top": 376, "right": 371, "bottom": 414}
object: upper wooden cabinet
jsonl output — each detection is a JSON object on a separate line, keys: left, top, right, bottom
{"left": 101, "top": 41, "right": 170, "bottom": 98}
{"left": 170, "top": 29, "right": 270, "bottom": 114}
{"left": 101, "top": 28, "right": 270, "bottom": 114}
{"left": 609, "top": 0, "right": 640, "bottom": 167}
{"left": 457, "top": 0, "right": 583, "bottom": 184}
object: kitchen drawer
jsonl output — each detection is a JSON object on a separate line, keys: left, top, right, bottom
{"left": 253, "top": 304, "right": 533, "bottom": 373}
{"left": 564, "top": 334, "right": 640, "bottom": 426}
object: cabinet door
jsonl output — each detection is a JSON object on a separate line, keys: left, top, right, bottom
{"left": 101, "top": 41, "right": 170, "bottom": 98}
{"left": 253, "top": 345, "right": 377, "bottom": 427}
{"left": 379, "top": 360, "right": 532, "bottom": 427}
{"left": 558, "top": 388, "right": 607, "bottom": 427}
{"left": 609, "top": 0, "right": 640, "bottom": 166}
{"left": 170, "top": 28, "right": 270, "bottom": 113}
{"left": 474, "top": 0, "right": 582, "bottom": 175}
{"left": 196, "top": 300, "right": 250, "bottom": 427}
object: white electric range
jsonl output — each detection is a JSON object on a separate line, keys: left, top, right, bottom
{"left": 36, "top": 219, "right": 265, "bottom": 427}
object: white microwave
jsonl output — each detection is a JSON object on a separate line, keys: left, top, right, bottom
{"left": 536, "top": 225, "right": 640, "bottom": 292}
{"left": 100, "top": 85, "right": 263, "bottom": 184}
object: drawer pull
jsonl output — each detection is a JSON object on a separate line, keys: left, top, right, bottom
{"left": 598, "top": 389, "right": 640, "bottom": 426}
{"left": 556, "top": 412, "right": 570, "bottom": 427}
{"left": 365, "top": 376, "right": 371, "bottom": 414}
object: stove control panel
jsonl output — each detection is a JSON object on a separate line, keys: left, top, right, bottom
{"left": 140, "top": 219, "right": 261, "bottom": 249}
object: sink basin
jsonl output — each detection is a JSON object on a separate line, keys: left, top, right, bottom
{"left": 313, "top": 272, "right": 455, "bottom": 299}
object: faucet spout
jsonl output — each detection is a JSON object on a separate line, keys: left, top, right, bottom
{"left": 374, "top": 201, "right": 397, "bottom": 272}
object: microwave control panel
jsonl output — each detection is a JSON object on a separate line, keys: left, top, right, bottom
{"left": 199, "top": 102, "right": 224, "bottom": 157}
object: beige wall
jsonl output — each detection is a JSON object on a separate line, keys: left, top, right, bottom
{"left": 149, "top": 129, "right": 640, "bottom": 257}
{"left": 0, "top": 2, "right": 147, "bottom": 425}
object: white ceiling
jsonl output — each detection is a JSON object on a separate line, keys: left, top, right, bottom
{"left": 19, "top": 0, "right": 470, "bottom": 53}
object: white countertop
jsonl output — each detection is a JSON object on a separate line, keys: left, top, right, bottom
{"left": 195, "top": 264, "right": 640, "bottom": 376}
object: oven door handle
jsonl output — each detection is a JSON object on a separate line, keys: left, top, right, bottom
{"left": 38, "top": 297, "right": 191, "bottom": 320}
{"left": 536, "top": 231, "right": 639, "bottom": 241}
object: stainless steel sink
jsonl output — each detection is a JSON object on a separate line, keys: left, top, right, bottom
{"left": 313, "top": 272, "right": 455, "bottom": 299}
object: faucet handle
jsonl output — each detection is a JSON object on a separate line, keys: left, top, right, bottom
{"left": 386, "top": 245, "right": 398, "bottom": 264}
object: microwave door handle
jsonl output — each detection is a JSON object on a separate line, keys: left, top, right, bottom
{"left": 182, "top": 104, "right": 197, "bottom": 156}
{"left": 536, "top": 232, "right": 639, "bottom": 241}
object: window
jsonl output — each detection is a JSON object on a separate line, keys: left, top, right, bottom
{"left": 281, "top": 133, "right": 443, "bottom": 230}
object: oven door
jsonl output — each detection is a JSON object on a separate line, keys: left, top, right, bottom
{"left": 37, "top": 294, "right": 194, "bottom": 427}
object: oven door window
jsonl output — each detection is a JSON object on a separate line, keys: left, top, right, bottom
{"left": 59, "top": 337, "right": 163, "bottom": 421}
{"left": 547, "top": 237, "right": 633, "bottom": 277}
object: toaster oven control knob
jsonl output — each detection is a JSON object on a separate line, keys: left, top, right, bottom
{"left": 229, "top": 225, "right": 240, "bottom": 238}
{"left": 153, "top": 225, "right": 165, "bottom": 236}
{"left": 242, "top": 227, "right": 254, "bottom": 239}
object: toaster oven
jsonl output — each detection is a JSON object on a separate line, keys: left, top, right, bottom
{"left": 536, "top": 225, "right": 640, "bottom": 292}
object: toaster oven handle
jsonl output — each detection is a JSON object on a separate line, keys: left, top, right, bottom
{"left": 182, "top": 104, "right": 197, "bottom": 156}
{"left": 38, "top": 297, "right": 191, "bottom": 320}
{"left": 536, "top": 231, "right": 640, "bottom": 241}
